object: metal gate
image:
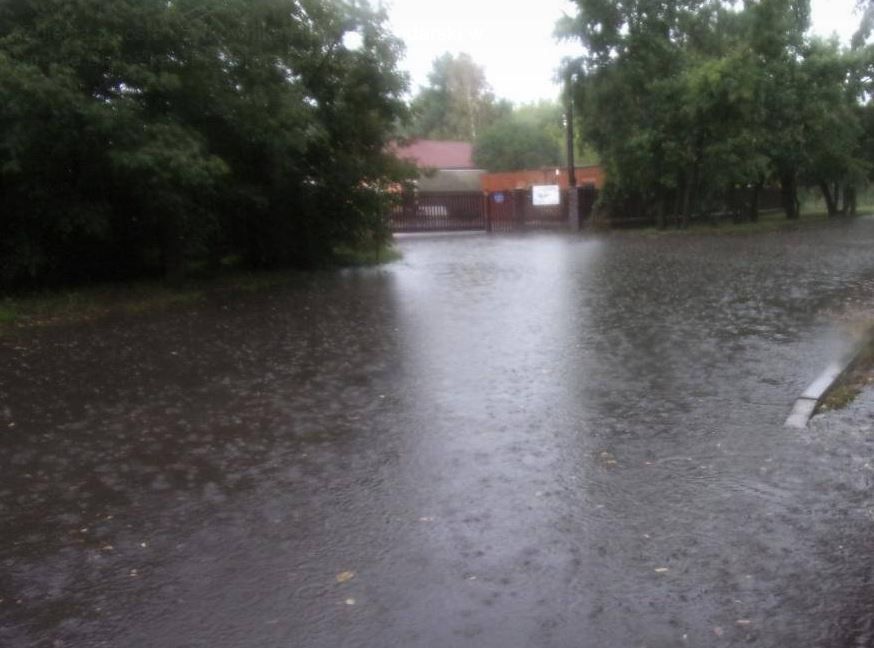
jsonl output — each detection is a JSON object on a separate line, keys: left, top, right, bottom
{"left": 390, "top": 192, "right": 485, "bottom": 233}
{"left": 486, "top": 189, "right": 568, "bottom": 232}
{"left": 390, "top": 187, "right": 598, "bottom": 233}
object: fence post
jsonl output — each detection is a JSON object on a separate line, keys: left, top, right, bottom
{"left": 402, "top": 189, "right": 416, "bottom": 230}
{"left": 484, "top": 193, "right": 492, "bottom": 233}
{"left": 513, "top": 189, "right": 526, "bottom": 230}
{"left": 568, "top": 187, "right": 581, "bottom": 231}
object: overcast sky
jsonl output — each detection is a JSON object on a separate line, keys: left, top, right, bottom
{"left": 386, "top": 0, "right": 863, "bottom": 105}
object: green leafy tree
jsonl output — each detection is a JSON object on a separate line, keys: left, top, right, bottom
{"left": 559, "top": 0, "right": 864, "bottom": 224}
{"left": 473, "top": 101, "right": 566, "bottom": 171}
{"left": 0, "top": 0, "right": 411, "bottom": 288}
{"left": 473, "top": 116, "right": 560, "bottom": 172}
{"left": 797, "top": 39, "right": 866, "bottom": 216}
{"left": 558, "top": 0, "right": 715, "bottom": 225}
{"left": 410, "top": 52, "right": 511, "bottom": 141}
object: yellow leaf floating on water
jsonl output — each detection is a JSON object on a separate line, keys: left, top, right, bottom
{"left": 336, "top": 571, "right": 355, "bottom": 584}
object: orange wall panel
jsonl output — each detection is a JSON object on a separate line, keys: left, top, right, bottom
{"left": 481, "top": 166, "right": 604, "bottom": 192}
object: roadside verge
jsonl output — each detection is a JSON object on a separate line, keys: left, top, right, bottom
{"left": 786, "top": 333, "right": 874, "bottom": 428}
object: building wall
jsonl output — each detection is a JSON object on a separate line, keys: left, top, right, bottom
{"left": 417, "top": 169, "right": 485, "bottom": 193}
{"left": 481, "top": 166, "right": 604, "bottom": 192}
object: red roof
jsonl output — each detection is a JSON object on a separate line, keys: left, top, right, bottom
{"left": 393, "top": 140, "right": 475, "bottom": 170}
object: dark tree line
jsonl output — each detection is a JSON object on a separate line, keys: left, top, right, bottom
{"left": 560, "top": 0, "right": 874, "bottom": 225}
{"left": 0, "top": 0, "right": 412, "bottom": 289}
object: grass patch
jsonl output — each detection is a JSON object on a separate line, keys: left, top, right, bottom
{"left": 0, "top": 242, "right": 402, "bottom": 336}
{"left": 631, "top": 209, "right": 865, "bottom": 237}
{"left": 218, "top": 270, "right": 299, "bottom": 294}
{"left": 819, "top": 383, "right": 863, "bottom": 412}
{"left": 818, "top": 331, "right": 874, "bottom": 413}
{"left": 119, "top": 287, "right": 206, "bottom": 314}
{"left": 0, "top": 283, "right": 208, "bottom": 334}
{"left": 0, "top": 305, "right": 19, "bottom": 325}
{"left": 333, "top": 242, "right": 402, "bottom": 267}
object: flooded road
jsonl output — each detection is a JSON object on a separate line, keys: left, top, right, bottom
{"left": 3, "top": 220, "right": 874, "bottom": 647}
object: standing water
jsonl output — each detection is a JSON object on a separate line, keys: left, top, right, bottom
{"left": 3, "top": 222, "right": 874, "bottom": 647}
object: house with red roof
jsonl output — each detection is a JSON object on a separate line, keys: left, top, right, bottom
{"left": 392, "top": 140, "right": 484, "bottom": 193}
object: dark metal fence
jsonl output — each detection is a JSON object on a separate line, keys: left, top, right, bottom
{"left": 520, "top": 189, "right": 568, "bottom": 229}
{"left": 732, "top": 186, "right": 784, "bottom": 213}
{"left": 389, "top": 185, "right": 785, "bottom": 234}
{"left": 603, "top": 186, "right": 786, "bottom": 227}
{"left": 390, "top": 192, "right": 485, "bottom": 232}
{"left": 485, "top": 190, "right": 516, "bottom": 232}
{"left": 390, "top": 187, "right": 600, "bottom": 233}
{"left": 486, "top": 187, "right": 597, "bottom": 231}
{"left": 487, "top": 189, "right": 553, "bottom": 232}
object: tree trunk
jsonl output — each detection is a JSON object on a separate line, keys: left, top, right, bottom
{"left": 750, "top": 181, "right": 762, "bottom": 222}
{"left": 781, "top": 173, "right": 799, "bottom": 220}
{"left": 818, "top": 181, "right": 838, "bottom": 217}
{"left": 680, "top": 178, "right": 691, "bottom": 228}
{"left": 657, "top": 192, "right": 667, "bottom": 229}
{"left": 682, "top": 164, "right": 700, "bottom": 229}
{"left": 843, "top": 185, "right": 857, "bottom": 216}
{"left": 465, "top": 85, "right": 476, "bottom": 141}
{"left": 160, "top": 216, "right": 185, "bottom": 283}
{"left": 672, "top": 182, "right": 683, "bottom": 228}
{"left": 681, "top": 141, "right": 703, "bottom": 228}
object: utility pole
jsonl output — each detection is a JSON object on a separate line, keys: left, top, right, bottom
{"left": 565, "top": 71, "right": 580, "bottom": 231}
{"left": 565, "top": 72, "right": 577, "bottom": 189}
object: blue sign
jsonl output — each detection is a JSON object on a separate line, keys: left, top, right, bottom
{"left": 493, "top": 192, "right": 505, "bottom": 204}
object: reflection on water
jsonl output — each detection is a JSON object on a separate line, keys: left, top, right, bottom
{"left": 2, "top": 223, "right": 874, "bottom": 647}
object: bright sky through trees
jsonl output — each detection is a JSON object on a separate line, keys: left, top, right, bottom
{"left": 387, "top": 0, "right": 861, "bottom": 104}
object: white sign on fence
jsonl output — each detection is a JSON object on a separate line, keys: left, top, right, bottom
{"left": 532, "top": 184, "right": 561, "bottom": 206}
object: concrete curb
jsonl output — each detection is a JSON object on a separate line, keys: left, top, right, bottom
{"left": 785, "top": 349, "right": 861, "bottom": 429}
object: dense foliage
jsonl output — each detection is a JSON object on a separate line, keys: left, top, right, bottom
{"left": 0, "top": 0, "right": 411, "bottom": 289}
{"left": 409, "top": 53, "right": 511, "bottom": 141}
{"left": 559, "top": 0, "right": 874, "bottom": 224}
{"left": 473, "top": 101, "right": 564, "bottom": 172}
{"left": 411, "top": 55, "right": 589, "bottom": 173}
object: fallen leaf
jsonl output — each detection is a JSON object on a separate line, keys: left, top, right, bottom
{"left": 736, "top": 619, "right": 752, "bottom": 626}
{"left": 654, "top": 567, "right": 670, "bottom": 573}
{"left": 345, "top": 598, "right": 356, "bottom": 606}
{"left": 336, "top": 571, "right": 355, "bottom": 584}
{"left": 713, "top": 626, "right": 724, "bottom": 637}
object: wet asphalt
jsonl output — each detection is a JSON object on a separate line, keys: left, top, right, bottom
{"left": 2, "top": 219, "right": 874, "bottom": 647}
